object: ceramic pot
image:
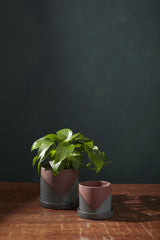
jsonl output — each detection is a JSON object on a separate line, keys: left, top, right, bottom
{"left": 77, "top": 181, "right": 113, "bottom": 220}
{"left": 39, "top": 167, "right": 78, "bottom": 209}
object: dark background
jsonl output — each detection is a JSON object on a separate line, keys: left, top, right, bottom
{"left": 0, "top": 0, "right": 160, "bottom": 183}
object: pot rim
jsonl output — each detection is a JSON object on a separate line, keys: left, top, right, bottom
{"left": 41, "top": 166, "right": 78, "bottom": 173}
{"left": 79, "top": 180, "right": 111, "bottom": 189}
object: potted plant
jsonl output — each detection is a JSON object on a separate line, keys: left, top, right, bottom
{"left": 31, "top": 128, "right": 110, "bottom": 210}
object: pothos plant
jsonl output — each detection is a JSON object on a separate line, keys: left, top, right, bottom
{"left": 31, "top": 128, "right": 110, "bottom": 176}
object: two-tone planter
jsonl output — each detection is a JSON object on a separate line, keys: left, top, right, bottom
{"left": 77, "top": 181, "right": 113, "bottom": 220}
{"left": 39, "top": 167, "right": 79, "bottom": 209}
{"left": 39, "top": 168, "right": 113, "bottom": 219}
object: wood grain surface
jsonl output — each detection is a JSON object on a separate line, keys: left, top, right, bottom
{"left": 0, "top": 183, "right": 160, "bottom": 240}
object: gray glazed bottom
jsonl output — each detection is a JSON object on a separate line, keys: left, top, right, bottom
{"left": 77, "top": 207, "right": 114, "bottom": 220}
{"left": 40, "top": 198, "right": 78, "bottom": 210}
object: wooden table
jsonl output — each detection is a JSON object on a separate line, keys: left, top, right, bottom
{"left": 0, "top": 183, "right": 160, "bottom": 240}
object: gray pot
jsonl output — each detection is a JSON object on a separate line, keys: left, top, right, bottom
{"left": 39, "top": 167, "right": 79, "bottom": 209}
{"left": 77, "top": 181, "right": 113, "bottom": 220}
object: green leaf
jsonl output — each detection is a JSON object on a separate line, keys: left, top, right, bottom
{"left": 93, "top": 145, "right": 99, "bottom": 150}
{"left": 44, "top": 134, "right": 58, "bottom": 142}
{"left": 31, "top": 134, "right": 56, "bottom": 152}
{"left": 49, "top": 149, "right": 56, "bottom": 157}
{"left": 88, "top": 150, "right": 105, "bottom": 174}
{"left": 56, "top": 128, "right": 73, "bottom": 141}
{"left": 36, "top": 140, "right": 54, "bottom": 174}
{"left": 55, "top": 142, "right": 75, "bottom": 163}
{"left": 38, "top": 161, "right": 41, "bottom": 175}
{"left": 38, "top": 141, "right": 54, "bottom": 161}
{"left": 84, "top": 161, "right": 96, "bottom": 171}
{"left": 49, "top": 160, "right": 62, "bottom": 176}
{"left": 69, "top": 151, "right": 82, "bottom": 158}
{"left": 31, "top": 138, "right": 44, "bottom": 152}
{"left": 84, "top": 141, "right": 94, "bottom": 151}
{"left": 68, "top": 151, "right": 82, "bottom": 170}
{"left": 32, "top": 155, "right": 38, "bottom": 167}
{"left": 73, "top": 143, "right": 82, "bottom": 148}
{"left": 65, "top": 132, "right": 80, "bottom": 142}
{"left": 71, "top": 157, "right": 82, "bottom": 170}
{"left": 75, "top": 134, "right": 91, "bottom": 142}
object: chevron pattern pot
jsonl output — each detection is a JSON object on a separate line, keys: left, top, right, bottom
{"left": 77, "top": 181, "right": 113, "bottom": 219}
{"left": 39, "top": 167, "right": 78, "bottom": 209}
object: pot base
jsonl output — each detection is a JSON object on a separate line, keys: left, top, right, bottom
{"left": 77, "top": 207, "right": 114, "bottom": 220}
{"left": 39, "top": 199, "right": 78, "bottom": 210}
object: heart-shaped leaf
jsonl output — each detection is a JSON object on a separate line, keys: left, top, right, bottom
{"left": 31, "top": 138, "right": 44, "bottom": 152}
{"left": 65, "top": 132, "right": 80, "bottom": 142}
{"left": 44, "top": 134, "right": 58, "bottom": 142}
{"left": 38, "top": 141, "right": 54, "bottom": 161}
{"left": 55, "top": 142, "right": 75, "bottom": 163}
{"left": 88, "top": 150, "right": 105, "bottom": 174}
{"left": 56, "top": 128, "right": 73, "bottom": 141}
{"left": 49, "top": 160, "right": 62, "bottom": 176}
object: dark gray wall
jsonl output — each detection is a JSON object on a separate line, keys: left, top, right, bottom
{"left": 0, "top": 0, "right": 160, "bottom": 183}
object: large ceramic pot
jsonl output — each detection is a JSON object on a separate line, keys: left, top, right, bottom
{"left": 77, "top": 181, "right": 113, "bottom": 220}
{"left": 39, "top": 167, "right": 79, "bottom": 209}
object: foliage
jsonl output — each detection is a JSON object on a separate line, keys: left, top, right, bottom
{"left": 31, "top": 128, "right": 110, "bottom": 176}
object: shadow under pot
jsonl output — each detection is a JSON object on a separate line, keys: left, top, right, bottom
{"left": 77, "top": 181, "right": 114, "bottom": 220}
{"left": 40, "top": 167, "right": 79, "bottom": 209}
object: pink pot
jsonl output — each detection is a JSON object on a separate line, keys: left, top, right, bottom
{"left": 78, "top": 180, "right": 113, "bottom": 219}
{"left": 40, "top": 167, "right": 79, "bottom": 209}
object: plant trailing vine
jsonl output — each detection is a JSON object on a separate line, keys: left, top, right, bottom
{"left": 31, "top": 128, "right": 110, "bottom": 176}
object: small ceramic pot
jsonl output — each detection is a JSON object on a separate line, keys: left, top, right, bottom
{"left": 39, "top": 167, "right": 78, "bottom": 209}
{"left": 77, "top": 181, "right": 113, "bottom": 220}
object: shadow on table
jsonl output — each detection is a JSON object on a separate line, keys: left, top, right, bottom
{"left": 110, "top": 194, "right": 160, "bottom": 222}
